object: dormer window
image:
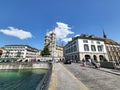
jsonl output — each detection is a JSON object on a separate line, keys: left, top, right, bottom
{"left": 83, "top": 40, "right": 88, "bottom": 43}
{"left": 96, "top": 41, "right": 100, "bottom": 44}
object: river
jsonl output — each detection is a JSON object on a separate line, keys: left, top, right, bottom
{"left": 0, "top": 69, "right": 47, "bottom": 90}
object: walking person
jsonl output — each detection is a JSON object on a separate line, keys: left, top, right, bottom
{"left": 91, "top": 59, "right": 99, "bottom": 68}
{"left": 82, "top": 58, "right": 86, "bottom": 67}
{"left": 88, "top": 58, "right": 92, "bottom": 67}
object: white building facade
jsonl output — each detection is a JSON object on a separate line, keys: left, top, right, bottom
{"left": 1, "top": 45, "right": 39, "bottom": 59}
{"left": 64, "top": 34, "right": 109, "bottom": 63}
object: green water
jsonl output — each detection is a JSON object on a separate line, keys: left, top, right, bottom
{"left": 0, "top": 69, "right": 47, "bottom": 90}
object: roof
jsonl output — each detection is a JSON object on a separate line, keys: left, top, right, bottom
{"left": 71, "top": 34, "right": 104, "bottom": 42}
{"left": 64, "top": 34, "right": 120, "bottom": 47}
{"left": 56, "top": 45, "right": 64, "bottom": 48}
{"left": 103, "top": 38, "right": 119, "bottom": 45}
{"left": 4, "top": 44, "right": 39, "bottom": 51}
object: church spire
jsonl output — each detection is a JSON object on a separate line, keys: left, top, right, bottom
{"left": 103, "top": 29, "right": 107, "bottom": 38}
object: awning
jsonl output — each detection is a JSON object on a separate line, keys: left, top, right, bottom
{"left": 31, "top": 58, "right": 36, "bottom": 60}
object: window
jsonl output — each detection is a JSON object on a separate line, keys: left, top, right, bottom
{"left": 74, "top": 45, "right": 77, "bottom": 52}
{"left": 91, "top": 45, "right": 96, "bottom": 51}
{"left": 91, "top": 41, "right": 94, "bottom": 43}
{"left": 73, "top": 41, "right": 76, "bottom": 44}
{"left": 68, "top": 48, "right": 70, "bottom": 52}
{"left": 98, "top": 45, "right": 103, "bottom": 51}
{"left": 71, "top": 47, "right": 73, "bottom": 52}
{"left": 83, "top": 40, "right": 88, "bottom": 43}
{"left": 96, "top": 41, "right": 100, "bottom": 44}
{"left": 84, "top": 44, "right": 89, "bottom": 51}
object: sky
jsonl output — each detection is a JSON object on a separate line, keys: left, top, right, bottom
{"left": 0, "top": 0, "right": 120, "bottom": 50}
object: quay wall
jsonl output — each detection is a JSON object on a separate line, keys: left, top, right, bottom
{"left": 0, "top": 62, "right": 50, "bottom": 69}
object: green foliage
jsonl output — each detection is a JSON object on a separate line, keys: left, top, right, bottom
{"left": 41, "top": 45, "right": 50, "bottom": 56}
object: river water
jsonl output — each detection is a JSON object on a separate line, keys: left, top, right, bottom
{"left": 0, "top": 69, "right": 47, "bottom": 90}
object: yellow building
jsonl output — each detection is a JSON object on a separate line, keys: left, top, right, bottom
{"left": 0, "top": 48, "right": 3, "bottom": 58}
{"left": 104, "top": 38, "right": 120, "bottom": 62}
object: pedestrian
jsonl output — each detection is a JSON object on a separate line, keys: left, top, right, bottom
{"left": 82, "top": 58, "right": 86, "bottom": 67}
{"left": 91, "top": 59, "right": 99, "bottom": 68}
{"left": 88, "top": 58, "right": 92, "bottom": 66}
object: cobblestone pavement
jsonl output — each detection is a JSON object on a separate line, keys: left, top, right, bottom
{"left": 63, "top": 63, "right": 120, "bottom": 90}
{"left": 55, "top": 63, "right": 90, "bottom": 90}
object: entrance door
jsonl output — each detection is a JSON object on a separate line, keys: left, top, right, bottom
{"left": 99, "top": 55, "right": 104, "bottom": 62}
{"left": 93, "top": 55, "right": 97, "bottom": 62}
{"left": 85, "top": 55, "right": 90, "bottom": 62}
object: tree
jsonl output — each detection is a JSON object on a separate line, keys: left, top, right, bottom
{"left": 41, "top": 45, "right": 50, "bottom": 56}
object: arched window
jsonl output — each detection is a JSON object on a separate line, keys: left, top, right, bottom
{"left": 99, "top": 55, "right": 104, "bottom": 61}
{"left": 93, "top": 55, "right": 97, "bottom": 62}
{"left": 85, "top": 55, "right": 90, "bottom": 61}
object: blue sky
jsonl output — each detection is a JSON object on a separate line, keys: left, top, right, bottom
{"left": 0, "top": 0, "right": 120, "bottom": 49}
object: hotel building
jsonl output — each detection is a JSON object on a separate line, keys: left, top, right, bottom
{"left": 1, "top": 45, "right": 39, "bottom": 59}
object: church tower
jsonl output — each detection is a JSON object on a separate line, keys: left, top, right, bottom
{"left": 44, "top": 32, "right": 50, "bottom": 46}
{"left": 43, "top": 28, "right": 63, "bottom": 58}
{"left": 50, "top": 28, "right": 56, "bottom": 57}
{"left": 44, "top": 28, "right": 56, "bottom": 57}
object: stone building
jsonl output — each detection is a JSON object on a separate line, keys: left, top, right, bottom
{"left": 103, "top": 32, "right": 120, "bottom": 63}
{"left": 64, "top": 34, "right": 109, "bottom": 63}
{"left": 44, "top": 29, "right": 63, "bottom": 58}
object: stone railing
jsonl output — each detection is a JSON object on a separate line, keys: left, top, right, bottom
{"left": 100, "top": 61, "right": 116, "bottom": 69}
{"left": 36, "top": 63, "right": 52, "bottom": 90}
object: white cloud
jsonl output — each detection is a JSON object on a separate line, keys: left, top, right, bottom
{"left": 62, "top": 38, "right": 72, "bottom": 43}
{"left": 53, "top": 22, "right": 74, "bottom": 43}
{"left": 0, "top": 26, "right": 32, "bottom": 40}
{"left": 74, "top": 34, "right": 80, "bottom": 37}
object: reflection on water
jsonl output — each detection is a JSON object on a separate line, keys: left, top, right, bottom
{"left": 0, "top": 69, "right": 47, "bottom": 90}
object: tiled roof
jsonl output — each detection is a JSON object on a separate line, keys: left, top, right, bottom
{"left": 76, "top": 34, "right": 119, "bottom": 45}
{"left": 103, "top": 38, "right": 118, "bottom": 44}
{"left": 72, "top": 34, "right": 103, "bottom": 41}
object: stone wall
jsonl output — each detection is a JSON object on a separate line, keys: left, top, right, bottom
{"left": 0, "top": 62, "right": 50, "bottom": 69}
{"left": 100, "top": 61, "right": 116, "bottom": 69}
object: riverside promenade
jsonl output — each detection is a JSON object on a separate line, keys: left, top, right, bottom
{"left": 48, "top": 63, "right": 90, "bottom": 90}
